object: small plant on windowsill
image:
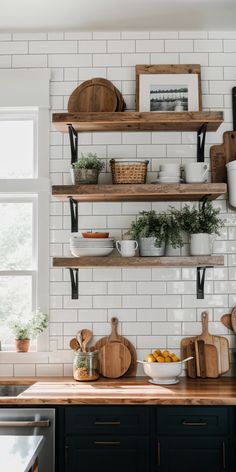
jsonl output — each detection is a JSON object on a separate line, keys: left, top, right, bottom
{"left": 8, "top": 309, "right": 48, "bottom": 353}
{"left": 71, "top": 152, "right": 105, "bottom": 185}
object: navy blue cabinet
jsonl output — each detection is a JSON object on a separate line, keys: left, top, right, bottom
{"left": 62, "top": 405, "right": 235, "bottom": 472}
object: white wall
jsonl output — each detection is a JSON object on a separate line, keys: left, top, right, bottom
{"left": 0, "top": 30, "right": 236, "bottom": 377}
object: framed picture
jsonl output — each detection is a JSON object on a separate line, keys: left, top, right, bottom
{"left": 136, "top": 64, "right": 202, "bottom": 112}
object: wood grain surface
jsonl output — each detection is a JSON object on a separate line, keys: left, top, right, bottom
{"left": 52, "top": 183, "right": 227, "bottom": 202}
{"left": 210, "top": 131, "right": 236, "bottom": 182}
{"left": 182, "top": 312, "right": 230, "bottom": 377}
{"left": 0, "top": 377, "right": 234, "bottom": 405}
{"left": 92, "top": 317, "right": 137, "bottom": 377}
{"left": 53, "top": 255, "right": 224, "bottom": 268}
{"left": 68, "top": 78, "right": 118, "bottom": 113}
{"left": 52, "top": 111, "right": 223, "bottom": 133}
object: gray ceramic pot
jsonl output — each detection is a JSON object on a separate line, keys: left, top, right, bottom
{"left": 138, "top": 237, "right": 165, "bottom": 256}
{"left": 71, "top": 167, "right": 99, "bottom": 185}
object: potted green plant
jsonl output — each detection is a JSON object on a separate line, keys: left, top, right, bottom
{"left": 71, "top": 152, "right": 105, "bottom": 185}
{"left": 8, "top": 309, "right": 48, "bottom": 352}
{"left": 128, "top": 210, "right": 184, "bottom": 256}
{"left": 171, "top": 202, "right": 224, "bottom": 255}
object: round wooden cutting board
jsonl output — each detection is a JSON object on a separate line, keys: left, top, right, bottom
{"left": 100, "top": 341, "right": 131, "bottom": 378}
{"left": 68, "top": 78, "right": 118, "bottom": 112}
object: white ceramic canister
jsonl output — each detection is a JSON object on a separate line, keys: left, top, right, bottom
{"left": 226, "top": 161, "right": 236, "bottom": 207}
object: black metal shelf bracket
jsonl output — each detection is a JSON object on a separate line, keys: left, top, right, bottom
{"left": 196, "top": 266, "right": 212, "bottom": 299}
{"left": 69, "top": 268, "right": 79, "bottom": 299}
{"left": 69, "top": 197, "right": 78, "bottom": 233}
{"left": 197, "top": 123, "right": 208, "bottom": 162}
{"left": 68, "top": 124, "right": 78, "bottom": 165}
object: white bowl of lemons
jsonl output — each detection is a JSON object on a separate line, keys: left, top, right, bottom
{"left": 138, "top": 349, "right": 193, "bottom": 385}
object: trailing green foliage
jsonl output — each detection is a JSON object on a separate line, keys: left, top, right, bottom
{"left": 170, "top": 201, "right": 224, "bottom": 235}
{"left": 72, "top": 153, "right": 104, "bottom": 172}
{"left": 128, "top": 210, "right": 184, "bottom": 248}
{"left": 8, "top": 309, "right": 48, "bottom": 340}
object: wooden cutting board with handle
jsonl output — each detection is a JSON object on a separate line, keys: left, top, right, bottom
{"left": 92, "top": 317, "right": 136, "bottom": 377}
{"left": 210, "top": 87, "right": 236, "bottom": 182}
{"left": 99, "top": 318, "right": 131, "bottom": 378}
{"left": 182, "top": 311, "right": 230, "bottom": 376}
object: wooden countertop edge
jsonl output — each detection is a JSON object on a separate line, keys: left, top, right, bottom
{"left": 0, "top": 377, "right": 236, "bottom": 405}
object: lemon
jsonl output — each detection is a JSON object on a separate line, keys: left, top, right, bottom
{"left": 156, "top": 356, "right": 165, "bottom": 363}
{"left": 146, "top": 354, "right": 156, "bottom": 363}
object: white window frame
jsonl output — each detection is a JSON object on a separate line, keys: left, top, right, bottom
{"left": 0, "top": 99, "right": 50, "bottom": 351}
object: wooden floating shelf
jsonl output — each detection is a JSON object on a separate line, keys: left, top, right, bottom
{"left": 53, "top": 256, "right": 224, "bottom": 269}
{"left": 52, "top": 183, "right": 227, "bottom": 202}
{"left": 52, "top": 111, "right": 224, "bottom": 133}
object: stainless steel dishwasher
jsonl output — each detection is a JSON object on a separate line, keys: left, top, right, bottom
{"left": 0, "top": 408, "right": 55, "bottom": 472}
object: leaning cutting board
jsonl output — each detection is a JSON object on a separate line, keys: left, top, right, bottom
{"left": 92, "top": 317, "right": 137, "bottom": 377}
{"left": 211, "top": 87, "right": 236, "bottom": 182}
{"left": 182, "top": 311, "right": 230, "bottom": 375}
{"left": 68, "top": 78, "right": 118, "bottom": 112}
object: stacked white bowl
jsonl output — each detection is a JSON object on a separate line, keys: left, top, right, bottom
{"left": 70, "top": 235, "right": 114, "bottom": 257}
{"left": 158, "top": 163, "right": 181, "bottom": 183}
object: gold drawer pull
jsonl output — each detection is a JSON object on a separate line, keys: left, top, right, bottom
{"left": 94, "top": 441, "right": 121, "bottom": 445}
{"left": 182, "top": 421, "right": 208, "bottom": 426}
{"left": 94, "top": 421, "right": 121, "bottom": 425}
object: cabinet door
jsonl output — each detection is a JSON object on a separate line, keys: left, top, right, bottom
{"left": 65, "top": 435, "right": 149, "bottom": 472}
{"left": 156, "top": 436, "right": 228, "bottom": 472}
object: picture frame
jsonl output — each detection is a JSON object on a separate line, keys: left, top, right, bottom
{"left": 135, "top": 64, "right": 202, "bottom": 113}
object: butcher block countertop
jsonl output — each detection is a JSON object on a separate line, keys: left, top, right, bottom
{"left": 0, "top": 377, "right": 236, "bottom": 405}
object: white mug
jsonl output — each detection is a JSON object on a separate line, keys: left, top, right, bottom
{"left": 116, "top": 240, "right": 138, "bottom": 257}
{"left": 184, "top": 163, "right": 208, "bottom": 183}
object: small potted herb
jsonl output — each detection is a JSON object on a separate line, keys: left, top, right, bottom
{"left": 71, "top": 152, "right": 105, "bottom": 185}
{"left": 171, "top": 202, "right": 224, "bottom": 255}
{"left": 128, "top": 210, "right": 184, "bottom": 256}
{"left": 8, "top": 309, "right": 48, "bottom": 352}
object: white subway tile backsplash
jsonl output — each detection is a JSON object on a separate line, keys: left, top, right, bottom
{"left": 29, "top": 41, "right": 77, "bottom": 54}
{"left": 165, "top": 40, "right": 193, "bottom": 52}
{"left": 2, "top": 30, "right": 236, "bottom": 377}
{"left": 79, "top": 40, "right": 106, "bottom": 53}
{"left": 136, "top": 40, "right": 164, "bottom": 52}
{"left": 194, "top": 40, "right": 223, "bottom": 52}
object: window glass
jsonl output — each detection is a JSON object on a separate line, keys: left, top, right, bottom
{"left": 0, "top": 120, "right": 34, "bottom": 178}
{"left": 0, "top": 202, "right": 33, "bottom": 270}
{"left": 0, "top": 276, "right": 32, "bottom": 345}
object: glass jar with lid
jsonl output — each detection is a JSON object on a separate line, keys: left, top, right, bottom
{"left": 73, "top": 350, "right": 99, "bottom": 381}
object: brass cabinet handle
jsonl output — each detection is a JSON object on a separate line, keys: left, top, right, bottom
{"left": 94, "top": 441, "right": 120, "bottom": 445}
{"left": 94, "top": 421, "right": 121, "bottom": 425}
{"left": 157, "top": 441, "right": 161, "bottom": 466}
{"left": 182, "top": 421, "right": 207, "bottom": 426}
{"left": 222, "top": 441, "right": 226, "bottom": 470}
{"left": 0, "top": 420, "right": 50, "bottom": 428}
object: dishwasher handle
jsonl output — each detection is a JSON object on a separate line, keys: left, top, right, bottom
{"left": 0, "top": 420, "right": 50, "bottom": 428}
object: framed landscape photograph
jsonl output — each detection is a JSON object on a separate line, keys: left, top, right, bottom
{"left": 136, "top": 64, "right": 202, "bottom": 112}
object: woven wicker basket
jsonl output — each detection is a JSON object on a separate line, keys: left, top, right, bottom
{"left": 110, "top": 159, "right": 149, "bottom": 184}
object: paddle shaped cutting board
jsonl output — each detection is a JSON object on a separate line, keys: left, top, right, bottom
{"left": 182, "top": 311, "right": 230, "bottom": 376}
{"left": 210, "top": 87, "right": 236, "bottom": 183}
{"left": 92, "top": 317, "right": 137, "bottom": 376}
{"left": 99, "top": 317, "right": 131, "bottom": 378}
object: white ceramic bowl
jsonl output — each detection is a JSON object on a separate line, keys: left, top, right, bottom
{"left": 70, "top": 247, "right": 113, "bottom": 257}
{"left": 139, "top": 358, "right": 192, "bottom": 385}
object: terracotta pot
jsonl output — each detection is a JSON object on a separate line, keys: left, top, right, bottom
{"left": 15, "top": 339, "right": 30, "bottom": 352}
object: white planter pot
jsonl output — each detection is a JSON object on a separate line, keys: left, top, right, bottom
{"left": 139, "top": 237, "right": 165, "bottom": 256}
{"left": 190, "top": 233, "right": 211, "bottom": 256}
{"left": 226, "top": 161, "right": 236, "bottom": 207}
